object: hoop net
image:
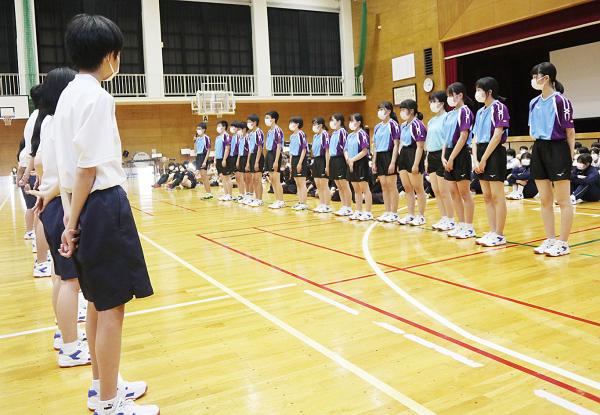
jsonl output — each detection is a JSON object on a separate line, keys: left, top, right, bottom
{"left": 2, "top": 115, "right": 13, "bottom": 126}
{"left": 191, "top": 83, "right": 236, "bottom": 117}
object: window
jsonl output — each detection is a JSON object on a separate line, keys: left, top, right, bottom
{"left": 0, "top": 0, "right": 18, "bottom": 73}
{"left": 268, "top": 8, "right": 341, "bottom": 76}
{"left": 160, "top": 0, "right": 253, "bottom": 74}
{"left": 34, "top": 0, "right": 144, "bottom": 74}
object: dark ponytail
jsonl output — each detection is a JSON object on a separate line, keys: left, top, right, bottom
{"left": 17, "top": 138, "right": 25, "bottom": 162}
{"left": 398, "top": 99, "right": 423, "bottom": 120}
{"left": 378, "top": 101, "right": 398, "bottom": 122}
{"left": 331, "top": 112, "right": 345, "bottom": 129}
{"left": 531, "top": 62, "right": 565, "bottom": 93}
{"left": 447, "top": 82, "right": 476, "bottom": 114}
{"left": 475, "top": 76, "right": 506, "bottom": 102}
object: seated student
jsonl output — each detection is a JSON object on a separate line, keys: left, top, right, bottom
{"left": 591, "top": 148, "right": 600, "bottom": 169}
{"left": 506, "top": 152, "right": 537, "bottom": 199}
{"left": 180, "top": 168, "right": 197, "bottom": 189}
{"left": 517, "top": 145, "right": 529, "bottom": 160}
{"left": 505, "top": 148, "right": 521, "bottom": 179}
{"left": 470, "top": 172, "right": 482, "bottom": 194}
{"left": 166, "top": 164, "right": 186, "bottom": 189}
{"left": 571, "top": 154, "right": 600, "bottom": 204}
{"left": 153, "top": 163, "right": 176, "bottom": 187}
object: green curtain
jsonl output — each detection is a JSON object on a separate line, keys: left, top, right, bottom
{"left": 22, "top": 0, "right": 37, "bottom": 95}
{"left": 354, "top": 0, "right": 367, "bottom": 78}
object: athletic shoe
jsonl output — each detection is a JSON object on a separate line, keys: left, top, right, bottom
{"left": 24, "top": 230, "right": 35, "bottom": 240}
{"left": 398, "top": 215, "right": 414, "bottom": 225}
{"left": 475, "top": 232, "right": 493, "bottom": 245}
{"left": 545, "top": 240, "right": 570, "bottom": 257}
{"left": 409, "top": 215, "right": 426, "bottom": 226}
{"left": 33, "top": 261, "right": 51, "bottom": 278}
{"left": 385, "top": 213, "right": 399, "bottom": 223}
{"left": 78, "top": 293, "right": 87, "bottom": 323}
{"left": 268, "top": 201, "right": 284, "bottom": 209}
{"left": 334, "top": 207, "right": 351, "bottom": 216}
{"left": 58, "top": 341, "right": 91, "bottom": 368}
{"left": 481, "top": 233, "right": 507, "bottom": 247}
{"left": 53, "top": 330, "right": 62, "bottom": 350}
{"left": 32, "top": 239, "right": 37, "bottom": 253}
{"left": 349, "top": 211, "right": 362, "bottom": 220}
{"left": 89, "top": 378, "right": 150, "bottom": 412}
{"left": 312, "top": 204, "right": 325, "bottom": 213}
{"left": 534, "top": 238, "right": 555, "bottom": 255}
{"left": 218, "top": 195, "right": 228, "bottom": 201}
{"left": 447, "top": 224, "right": 462, "bottom": 237}
{"left": 431, "top": 217, "right": 447, "bottom": 230}
{"left": 249, "top": 199, "right": 264, "bottom": 207}
{"left": 235, "top": 195, "right": 244, "bottom": 203}
{"left": 92, "top": 397, "right": 158, "bottom": 415}
{"left": 455, "top": 227, "right": 476, "bottom": 239}
{"left": 512, "top": 192, "right": 524, "bottom": 200}
{"left": 359, "top": 212, "right": 374, "bottom": 221}
{"left": 376, "top": 213, "right": 390, "bottom": 222}
{"left": 321, "top": 205, "right": 333, "bottom": 213}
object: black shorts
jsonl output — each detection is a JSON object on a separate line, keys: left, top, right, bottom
{"left": 329, "top": 156, "right": 347, "bottom": 181}
{"left": 249, "top": 152, "right": 264, "bottom": 173}
{"left": 73, "top": 186, "right": 153, "bottom": 311}
{"left": 265, "top": 150, "right": 282, "bottom": 173}
{"left": 476, "top": 143, "right": 507, "bottom": 181}
{"left": 348, "top": 157, "right": 370, "bottom": 182}
{"left": 216, "top": 158, "right": 234, "bottom": 175}
{"left": 531, "top": 139, "right": 572, "bottom": 181}
{"left": 21, "top": 175, "right": 37, "bottom": 209}
{"left": 291, "top": 155, "right": 309, "bottom": 178}
{"left": 375, "top": 151, "right": 396, "bottom": 176}
{"left": 443, "top": 146, "right": 472, "bottom": 181}
{"left": 311, "top": 156, "right": 327, "bottom": 178}
{"left": 39, "top": 197, "right": 78, "bottom": 280}
{"left": 238, "top": 155, "right": 248, "bottom": 172}
{"left": 196, "top": 152, "right": 209, "bottom": 170}
{"left": 427, "top": 150, "right": 444, "bottom": 176}
{"left": 225, "top": 156, "right": 236, "bottom": 175}
{"left": 397, "top": 146, "right": 425, "bottom": 173}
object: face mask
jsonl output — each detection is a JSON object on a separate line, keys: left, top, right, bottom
{"left": 531, "top": 77, "right": 544, "bottom": 91}
{"left": 264, "top": 118, "right": 273, "bottom": 127}
{"left": 521, "top": 159, "right": 531, "bottom": 167}
{"left": 312, "top": 125, "right": 320, "bottom": 134}
{"left": 196, "top": 129, "right": 203, "bottom": 135}
{"left": 104, "top": 55, "right": 120, "bottom": 82}
{"left": 289, "top": 123, "right": 296, "bottom": 132}
{"left": 329, "top": 120, "right": 337, "bottom": 130}
{"left": 349, "top": 121, "right": 358, "bottom": 131}
{"left": 429, "top": 102, "right": 442, "bottom": 113}
{"left": 169, "top": 166, "right": 174, "bottom": 171}
{"left": 247, "top": 122, "right": 254, "bottom": 130}
{"left": 377, "top": 109, "right": 387, "bottom": 120}
{"left": 399, "top": 110, "right": 409, "bottom": 121}
{"left": 520, "top": 149, "right": 527, "bottom": 154}
{"left": 592, "top": 154, "right": 599, "bottom": 162}
{"left": 475, "top": 90, "right": 486, "bottom": 103}
{"left": 507, "top": 156, "right": 514, "bottom": 161}
{"left": 217, "top": 126, "right": 224, "bottom": 134}
{"left": 576, "top": 163, "right": 586, "bottom": 170}
{"left": 229, "top": 127, "right": 236, "bottom": 134}
{"left": 447, "top": 96, "right": 457, "bottom": 107}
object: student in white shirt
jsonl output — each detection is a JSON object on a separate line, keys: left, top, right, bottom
{"left": 53, "top": 14, "right": 157, "bottom": 415}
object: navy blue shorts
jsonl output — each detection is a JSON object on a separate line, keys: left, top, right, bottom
{"left": 21, "top": 175, "right": 37, "bottom": 209}
{"left": 39, "top": 197, "right": 78, "bottom": 280}
{"left": 73, "top": 186, "right": 153, "bottom": 311}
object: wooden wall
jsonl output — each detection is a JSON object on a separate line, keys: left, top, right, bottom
{"left": 1, "top": 120, "right": 26, "bottom": 174}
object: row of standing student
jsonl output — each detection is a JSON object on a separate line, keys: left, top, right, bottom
{"left": 19, "top": 15, "right": 159, "bottom": 415}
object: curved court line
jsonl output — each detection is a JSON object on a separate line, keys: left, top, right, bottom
{"left": 534, "top": 389, "right": 599, "bottom": 415}
{"left": 140, "top": 233, "right": 434, "bottom": 415}
{"left": 362, "top": 223, "right": 600, "bottom": 392}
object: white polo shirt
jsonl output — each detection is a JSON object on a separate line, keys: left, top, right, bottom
{"left": 23, "top": 109, "right": 39, "bottom": 157}
{"left": 53, "top": 74, "right": 126, "bottom": 194}
{"left": 36, "top": 115, "right": 59, "bottom": 193}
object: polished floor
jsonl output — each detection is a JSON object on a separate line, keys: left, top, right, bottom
{"left": 0, "top": 170, "right": 598, "bottom": 414}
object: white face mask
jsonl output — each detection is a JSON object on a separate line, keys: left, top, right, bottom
{"left": 507, "top": 156, "right": 514, "bottom": 161}
{"left": 312, "top": 125, "right": 320, "bottom": 134}
{"left": 377, "top": 109, "right": 387, "bottom": 120}
{"left": 169, "top": 166, "right": 175, "bottom": 171}
{"left": 247, "top": 122, "right": 254, "bottom": 130}
{"left": 592, "top": 153, "right": 599, "bottom": 162}
{"left": 520, "top": 149, "right": 527, "bottom": 154}
{"left": 196, "top": 129, "right": 203, "bottom": 135}
{"left": 399, "top": 110, "right": 410, "bottom": 121}
{"left": 104, "top": 55, "right": 120, "bottom": 82}
{"left": 264, "top": 118, "right": 273, "bottom": 127}
{"left": 289, "top": 123, "right": 297, "bottom": 132}
{"left": 429, "top": 102, "right": 442, "bottom": 113}
{"left": 531, "top": 76, "right": 545, "bottom": 91}
{"left": 349, "top": 121, "right": 358, "bottom": 131}
{"left": 521, "top": 159, "right": 531, "bottom": 167}
{"left": 329, "top": 120, "right": 337, "bottom": 130}
{"left": 217, "top": 126, "right": 224, "bottom": 134}
{"left": 447, "top": 96, "right": 457, "bottom": 107}
{"left": 576, "top": 163, "right": 586, "bottom": 170}
{"left": 475, "top": 90, "right": 486, "bottom": 103}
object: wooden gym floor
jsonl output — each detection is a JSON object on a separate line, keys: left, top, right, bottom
{"left": 0, "top": 170, "right": 598, "bottom": 414}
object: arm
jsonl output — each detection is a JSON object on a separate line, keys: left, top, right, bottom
{"left": 297, "top": 148, "right": 306, "bottom": 173}
{"left": 223, "top": 145, "right": 230, "bottom": 167}
{"left": 325, "top": 148, "right": 330, "bottom": 175}
{"left": 389, "top": 139, "right": 399, "bottom": 174}
{"left": 412, "top": 141, "right": 425, "bottom": 174}
{"left": 255, "top": 145, "right": 263, "bottom": 169}
{"left": 61, "top": 167, "right": 96, "bottom": 257}
{"left": 476, "top": 127, "right": 504, "bottom": 173}
{"left": 566, "top": 128, "right": 575, "bottom": 160}
{"left": 274, "top": 143, "right": 281, "bottom": 172}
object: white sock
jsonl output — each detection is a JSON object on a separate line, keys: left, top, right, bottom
{"left": 61, "top": 340, "right": 78, "bottom": 354}
{"left": 92, "top": 379, "right": 100, "bottom": 391}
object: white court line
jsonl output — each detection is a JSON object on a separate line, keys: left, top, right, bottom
{"left": 139, "top": 233, "right": 434, "bottom": 414}
{"left": 530, "top": 207, "right": 600, "bottom": 218}
{"left": 0, "top": 295, "right": 230, "bottom": 340}
{"left": 534, "top": 389, "right": 598, "bottom": 415}
{"left": 304, "top": 289, "right": 359, "bottom": 315}
{"left": 0, "top": 192, "right": 11, "bottom": 212}
{"left": 257, "top": 283, "right": 297, "bottom": 292}
{"left": 362, "top": 223, "right": 600, "bottom": 391}
{"left": 373, "top": 322, "right": 482, "bottom": 368}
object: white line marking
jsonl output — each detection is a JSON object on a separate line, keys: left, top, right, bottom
{"left": 373, "top": 321, "right": 405, "bottom": 334}
{"left": 258, "top": 283, "right": 297, "bottom": 292}
{"left": 304, "top": 289, "right": 359, "bottom": 315}
{"left": 363, "top": 223, "right": 600, "bottom": 391}
{"left": 0, "top": 295, "right": 230, "bottom": 340}
{"left": 139, "top": 233, "right": 433, "bottom": 414}
{"left": 0, "top": 193, "right": 10, "bottom": 212}
{"left": 403, "top": 334, "right": 483, "bottom": 368}
{"left": 534, "top": 389, "right": 598, "bottom": 415}
{"left": 530, "top": 207, "right": 600, "bottom": 217}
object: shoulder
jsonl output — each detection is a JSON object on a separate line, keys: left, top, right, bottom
{"left": 529, "top": 95, "right": 541, "bottom": 108}
{"left": 554, "top": 93, "right": 572, "bottom": 108}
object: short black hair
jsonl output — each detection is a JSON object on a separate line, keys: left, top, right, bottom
{"left": 578, "top": 146, "right": 590, "bottom": 154}
{"left": 312, "top": 116, "right": 327, "bottom": 131}
{"left": 349, "top": 113, "right": 364, "bottom": 128}
{"left": 197, "top": 122, "right": 207, "bottom": 130}
{"left": 30, "top": 84, "right": 43, "bottom": 109}
{"left": 247, "top": 114, "right": 259, "bottom": 124}
{"left": 519, "top": 145, "right": 528, "bottom": 150}
{"left": 507, "top": 148, "right": 516, "bottom": 157}
{"left": 577, "top": 154, "right": 592, "bottom": 165}
{"left": 65, "top": 14, "right": 123, "bottom": 71}
{"left": 574, "top": 142, "right": 582, "bottom": 149}
{"left": 235, "top": 121, "right": 248, "bottom": 130}
{"left": 265, "top": 111, "right": 279, "bottom": 122}
{"left": 217, "top": 120, "right": 228, "bottom": 129}
{"left": 290, "top": 116, "right": 303, "bottom": 129}
{"left": 590, "top": 142, "right": 600, "bottom": 149}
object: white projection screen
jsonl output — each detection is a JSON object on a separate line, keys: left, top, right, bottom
{"left": 550, "top": 41, "right": 600, "bottom": 119}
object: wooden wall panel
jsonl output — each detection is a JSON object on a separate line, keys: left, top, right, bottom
{"left": 0, "top": 120, "right": 27, "bottom": 174}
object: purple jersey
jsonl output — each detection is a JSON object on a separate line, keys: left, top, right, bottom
{"left": 473, "top": 100, "right": 510, "bottom": 144}
{"left": 373, "top": 119, "right": 400, "bottom": 152}
{"left": 248, "top": 128, "right": 265, "bottom": 154}
{"left": 230, "top": 134, "right": 238, "bottom": 157}
{"left": 444, "top": 105, "right": 474, "bottom": 148}
{"left": 195, "top": 135, "right": 210, "bottom": 154}
{"left": 289, "top": 130, "right": 307, "bottom": 156}
{"left": 329, "top": 128, "right": 348, "bottom": 157}
{"left": 266, "top": 126, "right": 284, "bottom": 151}
{"left": 312, "top": 130, "right": 330, "bottom": 157}
{"left": 238, "top": 134, "right": 249, "bottom": 156}
{"left": 528, "top": 92, "right": 574, "bottom": 141}
{"left": 345, "top": 129, "right": 370, "bottom": 158}
{"left": 214, "top": 133, "right": 231, "bottom": 159}
{"left": 399, "top": 118, "right": 427, "bottom": 148}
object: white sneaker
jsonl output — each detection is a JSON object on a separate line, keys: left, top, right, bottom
{"left": 312, "top": 204, "right": 324, "bottom": 213}
{"left": 349, "top": 211, "right": 362, "bottom": 220}
{"left": 92, "top": 397, "right": 158, "bottom": 415}
{"left": 33, "top": 261, "right": 51, "bottom": 278}
{"left": 475, "top": 232, "right": 493, "bottom": 245}
{"left": 385, "top": 213, "right": 399, "bottom": 223}
{"left": 545, "top": 240, "right": 570, "bottom": 257}
{"left": 235, "top": 195, "right": 244, "bottom": 203}
{"left": 334, "top": 207, "right": 346, "bottom": 216}
{"left": 321, "top": 205, "right": 333, "bottom": 213}
{"left": 431, "top": 217, "right": 446, "bottom": 230}
{"left": 455, "top": 227, "right": 476, "bottom": 239}
{"left": 398, "top": 215, "right": 414, "bottom": 225}
{"left": 513, "top": 192, "right": 524, "bottom": 200}
{"left": 32, "top": 239, "right": 37, "bottom": 253}
{"left": 534, "top": 238, "right": 555, "bottom": 255}
{"left": 481, "top": 233, "right": 507, "bottom": 247}
{"left": 24, "top": 230, "right": 35, "bottom": 240}
{"left": 447, "top": 223, "right": 462, "bottom": 237}
{"left": 78, "top": 293, "right": 87, "bottom": 322}
{"left": 89, "top": 378, "right": 149, "bottom": 412}
{"left": 360, "top": 212, "right": 374, "bottom": 221}
{"left": 292, "top": 203, "right": 308, "bottom": 211}
{"left": 269, "top": 200, "right": 284, "bottom": 209}
{"left": 376, "top": 212, "right": 390, "bottom": 222}
{"left": 53, "top": 330, "right": 62, "bottom": 350}
{"left": 438, "top": 218, "right": 455, "bottom": 231}
{"left": 201, "top": 193, "right": 213, "bottom": 200}
{"left": 58, "top": 340, "right": 90, "bottom": 368}
{"left": 409, "top": 215, "right": 426, "bottom": 226}
{"left": 249, "top": 199, "right": 263, "bottom": 207}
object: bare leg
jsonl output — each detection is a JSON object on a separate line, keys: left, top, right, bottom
{"left": 295, "top": 177, "right": 307, "bottom": 204}
{"left": 490, "top": 181, "right": 507, "bottom": 235}
{"left": 351, "top": 182, "right": 362, "bottom": 211}
{"left": 436, "top": 175, "right": 454, "bottom": 219}
{"left": 554, "top": 180, "right": 573, "bottom": 242}
{"left": 254, "top": 173, "right": 263, "bottom": 200}
{"left": 361, "top": 182, "right": 372, "bottom": 212}
{"left": 56, "top": 278, "right": 80, "bottom": 343}
{"left": 457, "top": 180, "right": 474, "bottom": 224}
{"left": 96, "top": 304, "right": 125, "bottom": 400}
{"left": 201, "top": 170, "right": 211, "bottom": 193}
{"left": 410, "top": 173, "right": 427, "bottom": 216}
{"left": 25, "top": 208, "right": 34, "bottom": 232}
{"left": 480, "top": 180, "right": 496, "bottom": 231}
{"left": 399, "top": 171, "right": 415, "bottom": 215}
{"left": 391, "top": 176, "right": 399, "bottom": 213}
{"left": 34, "top": 215, "right": 49, "bottom": 263}
{"left": 87, "top": 302, "right": 99, "bottom": 380}
{"left": 51, "top": 275, "right": 60, "bottom": 319}
{"left": 535, "top": 180, "right": 556, "bottom": 239}
{"left": 447, "top": 181, "right": 465, "bottom": 223}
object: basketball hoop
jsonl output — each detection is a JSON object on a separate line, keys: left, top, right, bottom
{"left": 2, "top": 115, "right": 13, "bottom": 126}
{"left": 191, "top": 84, "right": 236, "bottom": 118}
{"left": 0, "top": 106, "right": 16, "bottom": 126}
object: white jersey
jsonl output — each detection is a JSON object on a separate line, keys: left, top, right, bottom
{"left": 23, "top": 109, "right": 39, "bottom": 158}
{"left": 37, "top": 115, "right": 59, "bottom": 193}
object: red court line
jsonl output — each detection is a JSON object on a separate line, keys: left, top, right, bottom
{"left": 255, "top": 227, "right": 600, "bottom": 327}
{"left": 196, "top": 233, "right": 600, "bottom": 404}
{"left": 160, "top": 200, "right": 200, "bottom": 213}
{"left": 212, "top": 221, "right": 337, "bottom": 240}
{"left": 130, "top": 205, "right": 154, "bottom": 216}
{"left": 201, "top": 218, "right": 323, "bottom": 236}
